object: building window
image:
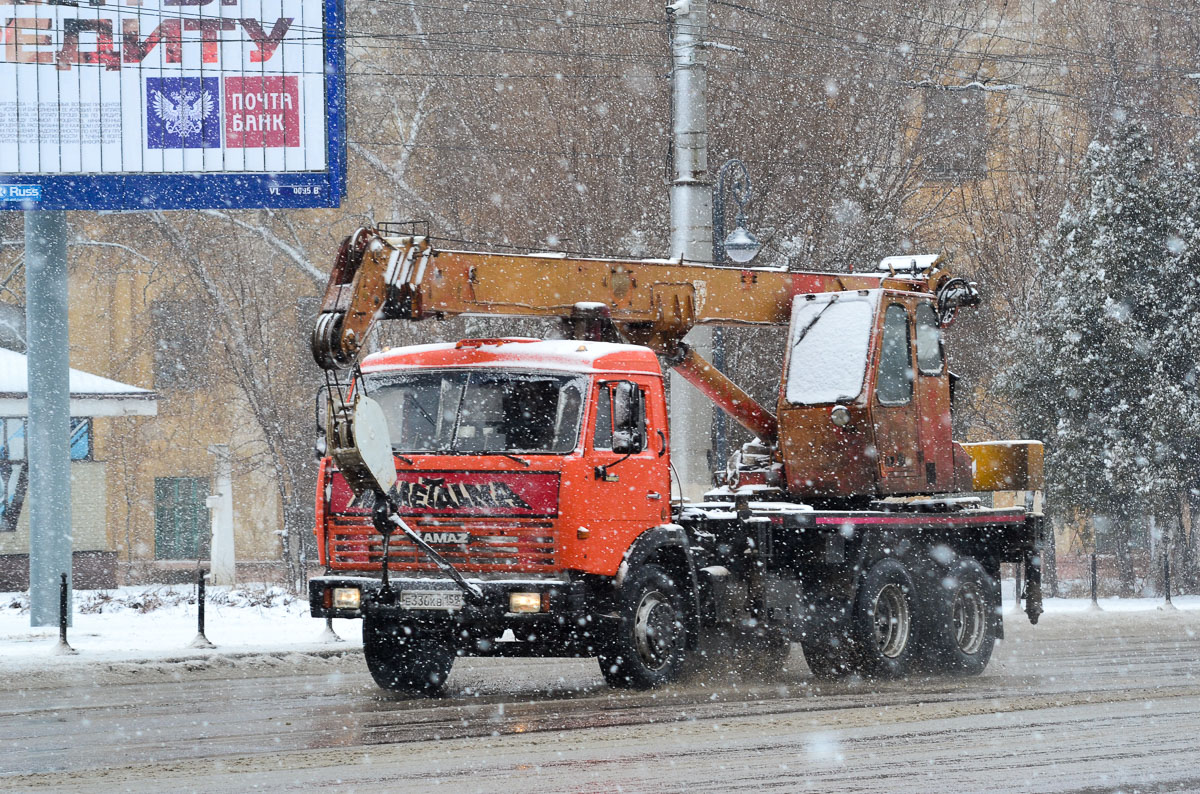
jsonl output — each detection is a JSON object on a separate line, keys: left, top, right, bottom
{"left": 154, "top": 477, "right": 211, "bottom": 559}
{"left": 151, "top": 300, "right": 214, "bottom": 390}
{"left": 1, "top": 417, "right": 26, "bottom": 533}
{"left": 919, "top": 88, "right": 988, "bottom": 182}
{"left": 1, "top": 417, "right": 92, "bottom": 532}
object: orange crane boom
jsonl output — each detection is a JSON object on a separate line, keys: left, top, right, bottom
{"left": 311, "top": 228, "right": 975, "bottom": 444}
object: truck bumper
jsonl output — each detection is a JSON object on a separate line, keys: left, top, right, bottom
{"left": 309, "top": 575, "right": 610, "bottom": 655}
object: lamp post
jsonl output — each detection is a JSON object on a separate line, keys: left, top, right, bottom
{"left": 711, "top": 159, "right": 762, "bottom": 468}
{"left": 712, "top": 159, "right": 760, "bottom": 265}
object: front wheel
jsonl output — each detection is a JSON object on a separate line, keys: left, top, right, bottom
{"left": 363, "top": 615, "right": 456, "bottom": 694}
{"left": 598, "top": 564, "right": 690, "bottom": 689}
{"left": 849, "top": 558, "right": 917, "bottom": 679}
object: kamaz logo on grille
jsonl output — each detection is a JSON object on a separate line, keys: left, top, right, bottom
{"left": 418, "top": 531, "right": 471, "bottom": 545}
{"left": 392, "top": 477, "right": 532, "bottom": 511}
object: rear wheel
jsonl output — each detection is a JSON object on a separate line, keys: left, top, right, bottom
{"left": 849, "top": 558, "right": 916, "bottom": 679}
{"left": 917, "top": 557, "right": 998, "bottom": 676}
{"left": 363, "top": 614, "right": 456, "bottom": 694}
{"left": 598, "top": 564, "right": 689, "bottom": 689}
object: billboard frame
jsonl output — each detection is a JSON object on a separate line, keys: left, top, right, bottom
{"left": 0, "top": 0, "right": 347, "bottom": 211}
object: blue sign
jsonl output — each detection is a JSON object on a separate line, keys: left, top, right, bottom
{"left": 0, "top": 0, "right": 346, "bottom": 211}
{"left": 0, "top": 185, "right": 42, "bottom": 202}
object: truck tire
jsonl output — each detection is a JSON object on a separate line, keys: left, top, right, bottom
{"left": 917, "top": 557, "right": 998, "bottom": 676}
{"left": 363, "top": 615, "right": 456, "bottom": 694}
{"left": 598, "top": 564, "right": 689, "bottom": 689}
{"left": 849, "top": 558, "right": 916, "bottom": 679}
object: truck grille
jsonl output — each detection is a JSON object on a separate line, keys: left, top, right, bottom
{"left": 327, "top": 515, "right": 558, "bottom": 572}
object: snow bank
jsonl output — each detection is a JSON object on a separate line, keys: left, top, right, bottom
{"left": 0, "top": 584, "right": 362, "bottom": 680}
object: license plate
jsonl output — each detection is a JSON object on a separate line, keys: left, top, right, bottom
{"left": 399, "top": 589, "right": 465, "bottom": 610}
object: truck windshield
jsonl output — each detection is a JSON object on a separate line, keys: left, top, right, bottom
{"left": 364, "top": 370, "right": 586, "bottom": 454}
{"left": 785, "top": 290, "right": 879, "bottom": 405}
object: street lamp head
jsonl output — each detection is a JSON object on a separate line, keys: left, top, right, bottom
{"left": 723, "top": 225, "right": 761, "bottom": 263}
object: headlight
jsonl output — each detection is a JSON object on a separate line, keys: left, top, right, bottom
{"left": 332, "top": 587, "right": 361, "bottom": 609}
{"left": 508, "top": 592, "right": 542, "bottom": 613}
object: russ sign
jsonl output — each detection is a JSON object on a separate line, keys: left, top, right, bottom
{"left": 0, "top": 0, "right": 344, "bottom": 210}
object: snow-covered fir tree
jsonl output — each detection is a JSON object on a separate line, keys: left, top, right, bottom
{"left": 1003, "top": 122, "right": 1174, "bottom": 592}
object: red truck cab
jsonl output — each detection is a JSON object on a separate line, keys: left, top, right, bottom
{"left": 314, "top": 337, "right": 671, "bottom": 599}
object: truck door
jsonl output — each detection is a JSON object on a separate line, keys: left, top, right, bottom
{"left": 913, "top": 301, "right": 953, "bottom": 490}
{"left": 873, "top": 301, "right": 922, "bottom": 492}
{"left": 585, "top": 379, "right": 667, "bottom": 544}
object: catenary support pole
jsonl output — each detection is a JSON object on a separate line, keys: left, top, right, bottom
{"left": 667, "top": 0, "right": 716, "bottom": 499}
{"left": 25, "top": 210, "right": 71, "bottom": 628}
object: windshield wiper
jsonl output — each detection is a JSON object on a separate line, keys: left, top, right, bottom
{"left": 496, "top": 452, "right": 531, "bottom": 467}
{"left": 792, "top": 294, "right": 841, "bottom": 350}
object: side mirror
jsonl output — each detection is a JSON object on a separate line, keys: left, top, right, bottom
{"left": 611, "top": 381, "right": 645, "bottom": 455}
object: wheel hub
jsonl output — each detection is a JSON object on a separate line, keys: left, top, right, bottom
{"left": 871, "top": 582, "right": 911, "bottom": 659}
{"left": 952, "top": 582, "right": 987, "bottom": 655}
{"left": 633, "top": 589, "right": 677, "bottom": 670}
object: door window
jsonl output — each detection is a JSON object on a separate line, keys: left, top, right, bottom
{"left": 877, "top": 304, "right": 913, "bottom": 405}
{"left": 593, "top": 382, "right": 646, "bottom": 450}
{"left": 915, "top": 302, "right": 944, "bottom": 375}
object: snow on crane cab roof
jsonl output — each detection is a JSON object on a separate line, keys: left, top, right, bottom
{"left": 361, "top": 338, "right": 662, "bottom": 376}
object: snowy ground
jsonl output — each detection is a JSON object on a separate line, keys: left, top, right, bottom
{"left": 0, "top": 584, "right": 363, "bottom": 675}
{"left": 5, "top": 594, "right": 1200, "bottom": 792}
{"left": 2, "top": 581, "right": 1196, "bottom": 673}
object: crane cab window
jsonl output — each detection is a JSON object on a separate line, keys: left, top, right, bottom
{"left": 876, "top": 304, "right": 913, "bottom": 405}
{"left": 915, "top": 303, "right": 943, "bottom": 375}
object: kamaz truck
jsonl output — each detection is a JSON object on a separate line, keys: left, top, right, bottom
{"left": 307, "top": 228, "right": 1043, "bottom": 692}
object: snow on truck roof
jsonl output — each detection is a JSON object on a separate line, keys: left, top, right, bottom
{"left": 361, "top": 338, "right": 663, "bottom": 376}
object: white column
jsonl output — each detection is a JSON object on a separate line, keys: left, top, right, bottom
{"left": 206, "top": 444, "right": 236, "bottom": 586}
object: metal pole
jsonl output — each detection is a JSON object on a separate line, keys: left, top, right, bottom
{"left": 1090, "top": 552, "right": 1101, "bottom": 609}
{"left": 25, "top": 210, "right": 71, "bottom": 628}
{"left": 1164, "top": 551, "right": 1174, "bottom": 609}
{"left": 667, "top": 0, "right": 715, "bottom": 499}
{"left": 55, "top": 571, "right": 75, "bottom": 654}
{"left": 190, "top": 569, "right": 215, "bottom": 648}
{"left": 710, "top": 159, "right": 751, "bottom": 470}
{"left": 669, "top": 0, "right": 712, "bottom": 262}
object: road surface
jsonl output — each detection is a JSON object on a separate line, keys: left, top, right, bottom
{"left": 3, "top": 608, "right": 1199, "bottom": 792}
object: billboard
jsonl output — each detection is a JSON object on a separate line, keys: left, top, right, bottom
{"left": 0, "top": 0, "right": 345, "bottom": 210}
